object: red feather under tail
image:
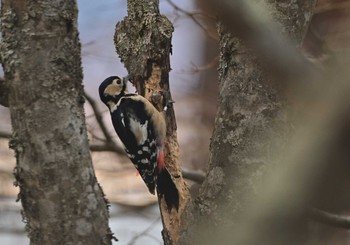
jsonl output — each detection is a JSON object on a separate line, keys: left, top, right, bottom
{"left": 156, "top": 148, "right": 179, "bottom": 211}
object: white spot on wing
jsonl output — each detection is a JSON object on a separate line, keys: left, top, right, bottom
{"left": 121, "top": 113, "right": 125, "bottom": 127}
{"left": 129, "top": 118, "right": 148, "bottom": 145}
{"left": 127, "top": 153, "right": 135, "bottom": 159}
{"left": 141, "top": 159, "right": 149, "bottom": 164}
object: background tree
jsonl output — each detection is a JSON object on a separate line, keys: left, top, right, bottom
{"left": 179, "top": 0, "right": 324, "bottom": 244}
{"left": 0, "top": 1, "right": 113, "bottom": 244}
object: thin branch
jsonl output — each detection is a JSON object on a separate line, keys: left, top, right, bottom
{"left": 315, "top": 2, "right": 350, "bottom": 14}
{"left": 89, "top": 143, "right": 124, "bottom": 154}
{"left": 0, "top": 227, "right": 25, "bottom": 234}
{"left": 0, "top": 125, "right": 126, "bottom": 154}
{"left": 0, "top": 99, "right": 205, "bottom": 194}
{"left": 127, "top": 217, "right": 162, "bottom": 245}
{"left": 0, "top": 129, "right": 11, "bottom": 138}
{"left": 182, "top": 169, "right": 205, "bottom": 184}
{"left": 0, "top": 91, "right": 127, "bottom": 155}
{"left": 84, "top": 91, "right": 113, "bottom": 143}
{"left": 88, "top": 131, "right": 109, "bottom": 143}
{"left": 181, "top": 55, "right": 219, "bottom": 74}
{"left": 84, "top": 91, "right": 125, "bottom": 155}
{"left": 165, "top": 0, "right": 218, "bottom": 41}
{"left": 311, "top": 208, "right": 350, "bottom": 229}
{"left": 191, "top": 11, "right": 216, "bottom": 21}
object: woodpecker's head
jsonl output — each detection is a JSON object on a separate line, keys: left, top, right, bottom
{"left": 99, "top": 76, "right": 128, "bottom": 107}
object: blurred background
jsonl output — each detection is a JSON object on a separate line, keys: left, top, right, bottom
{"left": 1, "top": 0, "right": 350, "bottom": 244}
{"left": 0, "top": 0, "right": 217, "bottom": 244}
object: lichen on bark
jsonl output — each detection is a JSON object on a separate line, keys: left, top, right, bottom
{"left": 114, "top": 0, "right": 190, "bottom": 244}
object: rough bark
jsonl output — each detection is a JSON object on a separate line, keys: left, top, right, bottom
{"left": 114, "top": 0, "right": 190, "bottom": 244}
{"left": 0, "top": 1, "right": 113, "bottom": 244}
{"left": 200, "top": 0, "right": 317, "bottom": 89}
{"left": 179, "top": 1, "right": 317, "bottom": 244}
{"left": 0, "top": 77, "right": 9, "bottom": 107}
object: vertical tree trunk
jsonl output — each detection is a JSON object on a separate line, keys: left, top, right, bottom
{"left": 180, "top": 1, "right": 316, "bottom": 244}
{"left": 114, "top": 0, "right": 190, "bottom": 244}
{"left": 0, "top": 78, "right": 9, "bottom": 107}
{"left": 1, "top": 1, "right": 113, "bottom": 244}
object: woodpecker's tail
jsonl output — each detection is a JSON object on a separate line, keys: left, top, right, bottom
{"left": 157, "top": 168, "right": 179, "bottom": 212}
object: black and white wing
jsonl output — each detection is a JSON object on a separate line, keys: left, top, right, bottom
{"left": 111, "top": 95, "right": 161, "bottom": 193}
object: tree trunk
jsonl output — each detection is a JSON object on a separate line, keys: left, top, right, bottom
{"left": 180, "top": 1, "right": 316, "bottom": 244}
{"left": 114, "top": 0, "right": 190, "bottom": 244}
{"left": 0, "top": 77, "right": 9, "bottom": 107}
{"left": 1, "top": 1, "right": 113, "bottom": 244}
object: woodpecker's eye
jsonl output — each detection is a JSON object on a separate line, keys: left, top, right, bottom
{"left": 116, "top": 79, "right": 122, "bottom": 85}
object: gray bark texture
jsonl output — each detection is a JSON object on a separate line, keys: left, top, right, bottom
{"left": 0, "top": 77, "right": 9, "bottom": 107}
{"left": 179, "top": 1, "right": 317, "bottom": 244}
{"left": 0, "top": 1, "right": 113, "bottom": 244}
{"left": 114, "top": 0, "right": 190, "bottom": 244}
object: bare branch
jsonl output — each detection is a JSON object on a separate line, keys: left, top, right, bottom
{"left": 88, "top": 131, "right": 109, "bottom": 143}
{"left": 84, "top": 91, "right": 125, "bottom": 155}
{"left": 181, "top": 55, "right": 219, "bottom": 74}
{"left": 0, "top": 128, "right": 11, "bottom": 138}
{"left": 0, "top": 91, "right": 126, "bottom": 155}
{"left": 84, "top": 92, "right": 113, "bottom": 142}
{"left": 182, "top": 169, "right": 205, "bottom": 184}
{"left": 0, "top": 227, "right": 25, "bottom": 234}
{"left": 89, "top": 143, "right": 124, "bottom": 154}
{"left": 315, "top": 2, "right": 350, "bottom": 14}
{"left": 311, "top": 208, "right": 350, "bottom": 230}
{"left": 127, "top": 217, "right": 162, "bottom": 245}
{"left": 0, "top": 93, "right": 126, "bottom": 156}
{"left": 165, "top": 0, "right": 218, "bottom": 41}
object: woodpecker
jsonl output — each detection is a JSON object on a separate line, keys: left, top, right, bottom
{"left": 99, "top": 76, "right": 179, "bottom": 211}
